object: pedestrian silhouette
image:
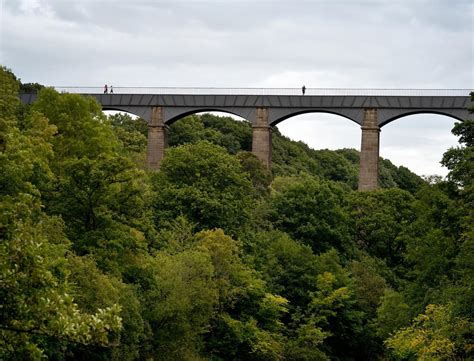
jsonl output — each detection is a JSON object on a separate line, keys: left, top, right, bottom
{"left": 104, "top": 84, "right": 108, "bottom": 94}
{"left": 302, "top": 85, "right": 306, "bottom": 95}
{"left": 110, "top": 86, "right": 114, "bottom": 94}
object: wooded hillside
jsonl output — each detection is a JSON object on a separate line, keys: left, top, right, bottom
{"left": 1, "top": 67, "right": 472, "bottom": 360}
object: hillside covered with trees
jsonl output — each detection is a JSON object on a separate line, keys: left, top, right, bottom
{"left": 1, "top": 66, "right": 473, "bottom": 360}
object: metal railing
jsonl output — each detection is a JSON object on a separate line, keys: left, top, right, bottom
{"left": 51, "top": 86, "right": 472, "bottom": 96}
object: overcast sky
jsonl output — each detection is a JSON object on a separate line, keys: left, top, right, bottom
{"left": 1, "top": 0, "right": 473, "bottom": 176}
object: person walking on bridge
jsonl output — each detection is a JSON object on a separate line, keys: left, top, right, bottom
{"left": 104, "top": 84, "right": 108, "bottom": 94}
{"left": 110, "top": 85, "right": 114, "bottom": 94}
{"left": 302, "top": 85, "right": 306, "bottom": 95}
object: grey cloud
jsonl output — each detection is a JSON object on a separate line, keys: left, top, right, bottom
{"left": 5, "top": 1, "right": 471, "bottom": 85}
{"left": 1, "top": 0, "right": 471, "bottom": 175}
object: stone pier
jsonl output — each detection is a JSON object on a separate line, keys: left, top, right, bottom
{"left": 358, "top": 108, "right": 380, "bottom": 191}
{"left": 252, "top": 107, "right": 272, "bottom": 169}
{"left": 146, "top": 106, "right": 168, "bottom": 170}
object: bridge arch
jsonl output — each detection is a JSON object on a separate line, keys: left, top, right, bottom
{"left": 102, "top": 106, "right": 151, "bottom": 121}
{"left": 269, "top": 109, "right": 360, "bottom": 127}
{"left": 275, "top": 112, "right": 361, "bottom": 152}
{"left": 379, "top": 109, "right": 467, "bottom": 127}
{"left": 380, "top": 113, "right": 460, "bottom": 177}
{"left": 165, "top": 108, "right": 251, "bottom": 125}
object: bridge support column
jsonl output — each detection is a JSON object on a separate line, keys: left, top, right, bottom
{"left": 147, "top": 106, "right": 168, "bottom": 170}
{"left": 358, "top": 108, "right": 380, "bottom": 191}
{"left": 252, "top": 107, "right": 272, "bottom": 170}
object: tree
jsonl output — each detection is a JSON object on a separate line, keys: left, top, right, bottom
{"left": 437, "top": 93, "right": 474, "bottom": 321}
{"left": 152, "top": 141, "right": 255, "bottom": 236}
{"left": 200, "top": 112, "right": 253, "bottom": 153}
{"left": 133, "top": 228, "right": 288, "bottom": 360}
{"left": 236, "top": 151, "right": 272, "bottom": 196}
{"left": 168, "top": 113, "right": 253, "bottom": 154}
{"left": 375, "top": 288, "right": 411, "bottom": 340}
{"left": 108, "top": 112, "right": 147, "bottom": 157}
{"left": 403, "top": 217, "right": 461, "bottom": 314}
{"left": 194, "top": 230, "right": 288, "bottom": 360}
{"left": 30, "top": 88, "right": 154, "bottom": 273}
{"left": 0, "top": 66, "right": 121, "bottom": 359}
{"left": 140, "top": 249, "right": 218, "bottom": 359}
{"left": 400, "top": 180, "right": 467, "bottom": 317}
{"left": 349, "top": 254, "right": 387, "bottom": 318}
{"left": 20, "top": 82, "right": 45, "bottom": 93}
{"left": 312, "top": 149, "right": 359, "bottom": 188}
{"left": 268, "top": 176, "right": 352, "bottom": 255}
{"left": 250, "top": 231, "right": 319, "bottom": 309}
{"left": 65, "top": 255, "right": 145, "bottom": 360}
{"left": 441, "top": 91, "right": 473, "bottom": 190}
{"left": 386, "top": 303, "right": 473, "bottom": 360}
{"left": 384, "top": 95, "right": 474, "bottom": 360}
{"left": 346, "top": 188, "right": 416, "bottom": 269}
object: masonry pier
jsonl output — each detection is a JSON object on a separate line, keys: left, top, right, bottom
{"left": 252, "top": 107, "right": 272, "bottom": 170}
{"left": 358, "top": 108, "right": 380, "bottom": 191}
{"left": 147, "top": 107, "right": 167, "bottom": 170}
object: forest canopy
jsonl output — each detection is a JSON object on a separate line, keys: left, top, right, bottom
{"left": 1, "top": 66, "right": 473, "bottom": 360}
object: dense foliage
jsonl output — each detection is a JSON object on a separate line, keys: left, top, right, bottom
{"left": 167, "top": 113, "right": 425, "bottom": 193}
{"left": 1, "top": 66, "right": 472, "bottom": 360}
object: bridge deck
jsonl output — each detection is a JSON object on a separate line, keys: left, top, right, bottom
{"left": 51, "top": 87, "right": 471, "bottom": 97}
{"left": 20, "top": 88, "right": 472, "bottom": 126}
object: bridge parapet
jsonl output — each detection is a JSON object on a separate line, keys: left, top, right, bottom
{"left": 50, "top": 87, "right": 471, "bottom": 97}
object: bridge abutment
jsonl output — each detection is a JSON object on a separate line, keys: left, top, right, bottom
{"left": 252, "top": 107, "right": 272, "bottom": 170}
{"left": 358, "top": 108, "right": 380, "bottom": 191}
{"left": 147, "top": 106, "right": 168, "bottom": 170}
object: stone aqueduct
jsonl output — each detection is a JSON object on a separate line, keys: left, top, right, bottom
{"left": 20, "top": 88, "right": 472, "bottom": 191}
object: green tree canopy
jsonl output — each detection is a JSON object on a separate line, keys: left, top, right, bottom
{"left": 152, "top": 141, "right": 255, "bottom": 236}
{"left": 0, "top": 66, "right": 122, "bottom": 360}
{"left": 268, "top": 176, "right": 352, "bottom": 255}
